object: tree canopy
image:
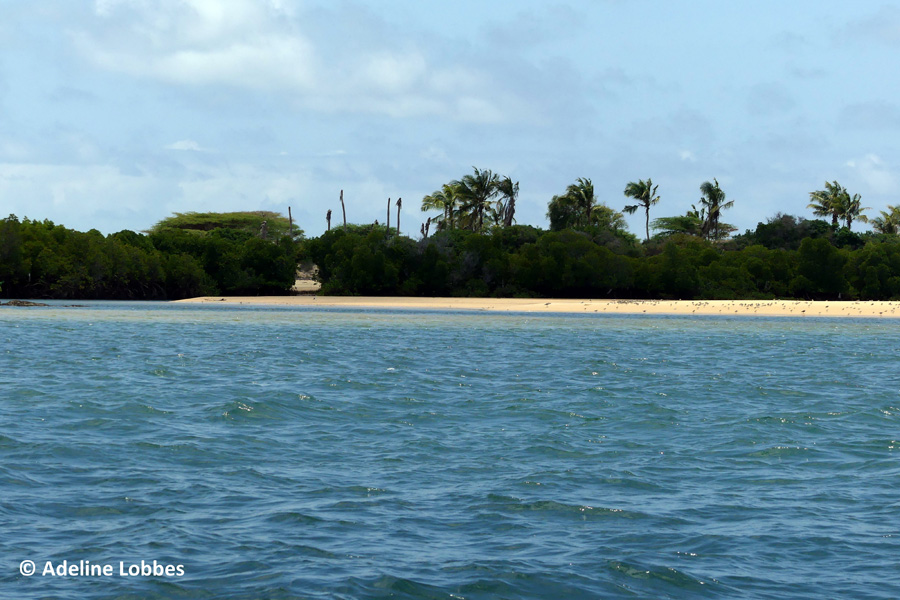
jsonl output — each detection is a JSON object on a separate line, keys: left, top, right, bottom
{"left": 421, "top": 168, "right": 518, "bottom": 233}
{"left": 150, "top": 211, "right": 302, "bottom": 240}
{"left": 807, "top": 181, "right": 868, "bottom": 230}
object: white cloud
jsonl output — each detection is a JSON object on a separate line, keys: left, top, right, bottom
{"left": 0, "top": 162, "right": 171, "bottom": 230}
{"left": 73, "top": 0, "right": 511, "bottom": 123}
{"left": 0, "top": 138, "right": 33, "bottom": 161}
{"left": 845, "top": 154, "right": 897, "bottom": 195}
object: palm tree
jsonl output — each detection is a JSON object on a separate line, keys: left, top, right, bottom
{"left": 872, "top": 205, "right": 900, "bottom": 234}
{"left": 497, "top": 176, "right": 519, "bottom": 227}
{"left": 623, "top": 178, "right": 660, "bottom": 241}
{"left": 840, "top": 191, "right": 869, "bottom": 230}
{"left": 547, "top": 179, "right": 593, "bottom": 230}
{"left": 808, "top": 181, "right": 869, "bottom": 230}
{"left": 456, "top": 167, "right": 500, "bottom": 232}
{"left": 808, "top": 181, "right": 844, "bottom": 227}
{"left": 547, "top": 178, "right": 627, "bottom": 231}
{"left": 699, "top": 179, "right": 734, "bottom": 240}
{"left": 571, "top": 178, "right": 596, "bottom": 228}
{"left": 546, "top": 178, "right": 596, "bottom": 229}
{"left": 421, "top": 182, "right": 463, "bottom": 231}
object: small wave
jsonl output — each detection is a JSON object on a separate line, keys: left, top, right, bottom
{"left": 606, "top": 559, "right": 717, "bottom": 592}
{"left": 266, "top": 511, "right": 325, "bottom": 526}
{"left": 745, "top": 445, "right": 817, "bottom": 458}
{"left": 482, "top": 494, "right": 645, "bottom": 520}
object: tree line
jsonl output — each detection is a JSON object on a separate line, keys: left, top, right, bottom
{"left": 5, "top": 171, "right": 900, "bottom": 301}
{"left": 303, "top": 218, "right": 900, "bottom": 300}
{"left": 302, "top": 171, "right": 900, "bottom": 300}
{"left": 418, "top": 169, "right": 889, "bottom": 241}
{"left": 0, "top": 213, "right": 298, "bottom": 299}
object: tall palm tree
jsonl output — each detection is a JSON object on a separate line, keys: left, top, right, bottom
{"left": 571, "top": 178, "right": 596, "bottom": 228}
{"left": 456, "top": 167, "right": 500, "bottom": 232}
{"left": 699, "top": 179, "right": 734, "bottom": 240}
{"left": 623, "top": 178, "right": 660, "bottom": 241}
{"left": 872, "top": 205, "right": 900, "bottom": 235}
{"left": 497, "top": 176, "right": 519, "bottom": 227}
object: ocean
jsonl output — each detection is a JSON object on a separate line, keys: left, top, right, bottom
{"left": 2, "top": 302, "right": 899, "bottom": 599}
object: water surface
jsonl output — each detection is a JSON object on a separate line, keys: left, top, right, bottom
{"left": 2, "top": 302, "right": 899, "bottom": 599}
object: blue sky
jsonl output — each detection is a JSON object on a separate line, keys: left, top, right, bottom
{"left": 2, "top": 1, "right": 899, "bottom": 237}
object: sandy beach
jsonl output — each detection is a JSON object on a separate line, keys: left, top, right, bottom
{"left": 174, "top": 296, "right": 900, "bottom": 318}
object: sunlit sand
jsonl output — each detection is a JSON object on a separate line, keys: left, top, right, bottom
{"left": 174, "top": 296, "right": 900, "bottom": 318}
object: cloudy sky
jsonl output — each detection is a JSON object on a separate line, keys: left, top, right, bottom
{"left": 2, "top": 1, "right": 899, "bottom": 237}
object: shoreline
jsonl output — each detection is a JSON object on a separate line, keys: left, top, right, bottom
{"left": 173, "top": 296, "right": 900, "bottom": 318}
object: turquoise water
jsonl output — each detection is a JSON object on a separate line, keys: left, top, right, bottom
{"left": 2, "top": 302, "right": 899, "bottom": 599}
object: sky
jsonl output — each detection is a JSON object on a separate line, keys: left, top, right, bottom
{"left": 2, "top": 0, "right": 900, "bottom": 238}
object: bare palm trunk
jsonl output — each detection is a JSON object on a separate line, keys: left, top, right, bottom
{"left": 326, "top": 209, "right": 332, "bottom": 231}
{"left": 504, "top": 197, "right": 516, "bottom": 227}
{"left": 386, "top": 198, "right": 391, "bottom": 232}
{"left": 644, "top": 206, "right": 650, "bottom": 241}
{"left": 396, "top": 198, "right": 402, "bottom": 235}
{"left": 340, "top": 190, "right": 347, "bottom": 227}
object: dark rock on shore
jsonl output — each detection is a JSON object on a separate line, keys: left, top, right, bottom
{"left": 0, "top": 300, "right": 50, "bottom": 307}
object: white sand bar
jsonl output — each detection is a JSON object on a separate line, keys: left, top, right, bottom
{"left": 174, "top": 297, "right": 900, "bottom": 318}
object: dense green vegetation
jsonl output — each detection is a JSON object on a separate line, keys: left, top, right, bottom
{"left": 0, "top": 213, "right": 299, "bottom": 299}
{"left": 5, "top": 174, "right": 900, "bottom": 301}
{"left": 150, "top": 210, "right": 301, "bottom": 240}
{"left": 303, "top": 217, "right": 900, "bottom": 300}
{"left": 301, "top": 175, "right": 900, "bottom": 300}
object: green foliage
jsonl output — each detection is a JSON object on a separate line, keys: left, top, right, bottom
{"left": 298, "top": 218, "right": 900, "bottom": 301}
{"left": 150, "top": 211, "right": 302, "bottom": 240}
{"left": 421, "top": 168, "right": 519, "bottom": 233}
{"left": 808, "top": 181, "right": 868, "bottom": 230}
{"left": 792, "top": 238, "right": 849, "bottom": 298}
{"left": 548, "top": 179, "right": 629, "bottom": 235}
{"left": 650, "top": 213, "right": 705, "bottom": 239}
{"left": 871, "top": 205, "right": 900, "bottom": 235}
{"left": 731, "top": 214, "right": 831, "bottom": 251}
{"left": 0, "top": 215, "right": 297, "bottom": 300}
{"left": 844, "top": 240, "right": 900, "bottom": 300}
